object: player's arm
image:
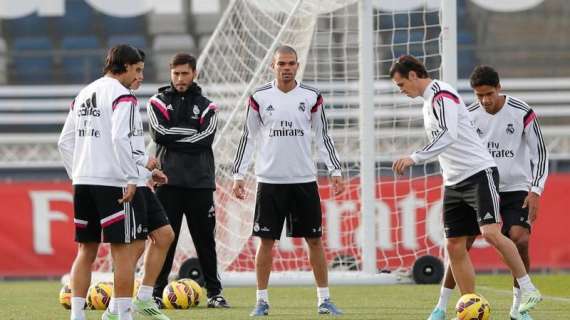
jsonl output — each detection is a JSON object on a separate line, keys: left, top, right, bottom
{"left": 394, "top": 93, "right": 459, "bottom": 175}
{"left": 173, "top": 102, "right": 218, "bottom": 147}
{"left": 146, "top": 95, "right": 198, "bottom": 145}
{"left": 110, "top": 95, "right": 140, "bottom": 188}
{"left": 57, "top": 100, "right": 77, "bottom": 179}
{"left": 522, "top": 109, "right": 549, "bottom": 222}
{"left": 523, "top": 109, "right": 549, "bottom": 195}
{"left": 311, "top": 94, "right": 344, "bottom": 195}
{"left": 232, "top": 96, "right": 262, "bottom": 199}
{"left": 410, "top": 93, "right": 460, "bottom": 164}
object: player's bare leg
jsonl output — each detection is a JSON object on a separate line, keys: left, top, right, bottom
{"left": 508, "top": 226, "right": 532, "bottom": 319}
{"left": 428, "top": 236, "right": 476, "bottom": 320}
{"left": 70, "top": 242, "right": 99, "bottom": 320}
{"left": 305, "top": 237, "right": 342, "bottom": 315}
{"left": 446, "top": 237, "right": 475, "bottom": 295}
{"left": 110, "top": 241, "right": 145, "bottom": 320}
{"left": 480, "top": 223, "right": 541, "bottom": 313}
{"left": 250, "top": 238, "right": 274, "bottom": 316}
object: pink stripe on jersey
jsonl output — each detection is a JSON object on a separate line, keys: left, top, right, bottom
{"left": 432, "top": 91, "right": 460, "bottom": 105}
{"left": 150, "top": 98, "right": 170, "bottom": 121}
{"left": 249, "top": 96, "right": 260, "bottom": 112}
{"left": 112, "top": 95, "right": 137, "bottom": 111}
{"left": 311, "top": 95, "right": 323, "bottom": 113}
{"left": 100, "top": 211, "right": 125, "bottom": 228}
{"left": 200, "top": 103, "right": 218, "bottom": 125}
{"left": 524, "top": 111, "right": 537, "bottom": 128}
{"left": 74, "top": 218, "right": 88, "bottom": 229}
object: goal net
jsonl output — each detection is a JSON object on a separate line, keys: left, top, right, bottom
{"left": 85, "top": 0, "right": 448, "bottom": 286}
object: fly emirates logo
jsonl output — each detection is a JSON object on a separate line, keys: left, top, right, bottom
{"left": 269, "top": 120, "right": 304, "bottom": 137}
{"left": 487, "top": 141, "right": 514, "bottom": 158}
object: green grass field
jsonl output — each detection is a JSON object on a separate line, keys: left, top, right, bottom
{"left": 1, "top": 274, "right": 569, "bottom": 319}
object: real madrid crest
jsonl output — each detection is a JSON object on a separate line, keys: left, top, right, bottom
{"left": 298, "top": 102, "right": 306, "bottom": 112}
{"left": 192, "top": 105, "right": 200, "bottom": 119}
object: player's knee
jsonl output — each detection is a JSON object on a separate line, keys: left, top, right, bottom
{"left": 446, "top": 239, "right": 466, "bottom": 255}
{"left": 154, "top": 225, "right": 175, "bottom": 248}
{"left": 305, "top": 237, "right": 322, "bottom": 248}
{"left": 480, "top": 228, "right": 502, "bottom": 246}
{"left": 510, "top": 233, "right": 529, "bottom": 251}
{"left": 77, "top": 243, "right": 98, "bottom": 263}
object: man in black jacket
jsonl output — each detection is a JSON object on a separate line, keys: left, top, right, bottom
{"left": 147, "top": 53, "right": 228, "bottom": 308}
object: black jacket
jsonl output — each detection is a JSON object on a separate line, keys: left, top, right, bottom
{"left": 147, "top": 83, "right": 217, "bottom": 189}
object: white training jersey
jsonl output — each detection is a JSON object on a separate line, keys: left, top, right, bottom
{"left": 410, "top": 80, "right": 496, "bottom": 186}
{"left": 58, "top": 76, "right": 145, "bottom": 187}
{"left": 232, "top": 80, "right": 342, "bottom": 184}
{"left": 468, "top": 95, "right": 549, "bottom": 194}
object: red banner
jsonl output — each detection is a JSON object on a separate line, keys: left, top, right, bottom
{"left": 1, "top": 176, "right": 569, "bottom": 277}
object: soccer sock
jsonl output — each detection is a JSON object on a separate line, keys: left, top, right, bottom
{"left": 71, "top": 297, "right": 86, "bottom": 320}
{"left": 116, "top": 297, "right": 133, "bottom": 320}
{"left": 436, "top": 287, "right": 454, "bottom": 311}
{"left": 516, "top": 275, "right": 537, "bottom": 292}
{"left": 317, "top": 287, "right": 330, "bottom": 305}
{"left": 109, "top": 297, "right": 118, "bottom": 313}
{"left": 136, "top": 285, "right": 154, "bottom": 301}
{"left": 512, "top": 287, "right": 522, "bottom": 310}
{"left": 256, "top": 289, "right": 269, "bottom": 303}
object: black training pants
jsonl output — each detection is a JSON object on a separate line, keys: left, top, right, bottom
{"left": 153, "top": 185, "right": 221, "bottom": 298}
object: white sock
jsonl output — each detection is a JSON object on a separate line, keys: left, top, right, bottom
{"left": 136, "top": 285, "right": 154, "bottom": 301}
{"left": 516, "top": 275, "right": 537, "bottom": 292}
{"left": 317, "top": 287, "right": 330, "bottom": 305}
{"left": 116, "top": 297, "right": 133, "bottom": 320}
{"left": 512, "top": 287, "right": 522, "bottom": 311}
{"left": 108, "top": 297, "right": 118, "bottom": 314}
{"left": 71, "top": 297, "right": 86, "bottom": 320}
{"left": 256, "top": 289, "right": 269, "bottom": 303}
{"left": 436, "top": 287, "right": 453, "bottom": 311}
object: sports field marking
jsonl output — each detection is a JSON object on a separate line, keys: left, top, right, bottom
{"left": 479, "top": 285, "right": 570, "bottom": 303}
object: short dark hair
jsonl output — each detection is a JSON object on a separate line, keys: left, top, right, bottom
{"left": 103, "top": 44, "right": 144, "bottom": 75}
{"left": 274, "top": 45, "right": 298, "bottom": 60}
{"left": 469, "top": 65, "right": 500, "bottom": 88}
{"left": 170, "top": 53, "right": 197, "bottom": 70}
{"left": 389, "top": 55, "right": 429, "bottom": 79}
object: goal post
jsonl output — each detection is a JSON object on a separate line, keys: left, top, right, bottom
{"left": 74, "top": 0, "right": 454, "bottom": 287}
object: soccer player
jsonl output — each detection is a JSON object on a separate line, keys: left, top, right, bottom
{"left": 147, "top": 53, "right": 229, "bottom": 308}
{"left": 427, "top": 65, "right": 548, "bottom": 320}
{"left": 58, "top": 45, "right": 148, "bottom": 320}
{"left": 389, "top": 55, "right": 542, "bottom": 319}
{"left": 232, "top": 45, "right": 345, "bottom": 317}
{"left": 103, "top": 50, "right": 175, "bottom": 320}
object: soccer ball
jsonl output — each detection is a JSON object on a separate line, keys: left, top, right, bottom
{"left": 59, "top": 284, "right": 72, "bottom": 309}
{"left": 178, "top": 278, "right": 202, "bottom": 306}
{"left": 162, "top": 280, "right": 195, "bottom": 309}
{"left": 455, "top": 293, "right": 491, "bottom": 320}
{"left": 86, "top": 281, "right": 113, "bottom": 310}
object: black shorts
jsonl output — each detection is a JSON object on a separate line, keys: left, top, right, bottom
{"left": 253, "top": 182, "right": 322, "bottom": 239}
{"left": 443, "top": 167, "right": 501, "bottom": 238}
{"left": 73, "top": 185, "right": 148, "bottom": 243}
{"left": 499, "top": 191, "right": 531, "bottom": 236}
{"left": 138, "top": 187, "right": 170, "bottom": 233}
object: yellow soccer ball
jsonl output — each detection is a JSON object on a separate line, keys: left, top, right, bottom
{"left": 59, "top": 284, "right": 72, "bottom": 309}
{"left": 86, "top": 281, "right": 113, "bottom": 310}
{"left": 455, "top": 293, "right": 491, "bottom": 320}
{"left": 178, "top": 278, "right": 203, "bottom": 307}
{"left": 162, "top": 280, "right": 194, "bottom": 309}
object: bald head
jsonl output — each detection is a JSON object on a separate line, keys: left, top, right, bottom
{"left": 273, "top": 45, "right": 298, "bottom": 61}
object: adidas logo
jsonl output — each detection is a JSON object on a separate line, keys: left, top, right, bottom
{"left": 484, "top": 212, "right": 494, "bottom": 220}
{"left": 166, "top": 104, "right": 174, "bottom": 110}
{"left": 266, "top": 105, "right": 274, "bottom": 111}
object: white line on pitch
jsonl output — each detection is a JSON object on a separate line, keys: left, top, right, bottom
{"left": 479, "top": 286, "right": 570, "bottom": 303}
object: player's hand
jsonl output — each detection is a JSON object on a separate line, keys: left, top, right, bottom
{"left": 522, "top": 191, "right": 540, "bottom": 223}
{"left": 232, "top": 179, "right": 246, "bottom": 199}
{"left": 392, "top": 157, "right": 414, "bottom": 176}
{"left": 151, "top": 169, "right": 168, "bottom": 186}
{"left": 145, "top": 156, "right": 158, "bottom": 170}
{"left": 118, "top": 184, "right": 137, "bottom": 204}
{"left": 331, "top": 176, "right": 345, "bottom": 196}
